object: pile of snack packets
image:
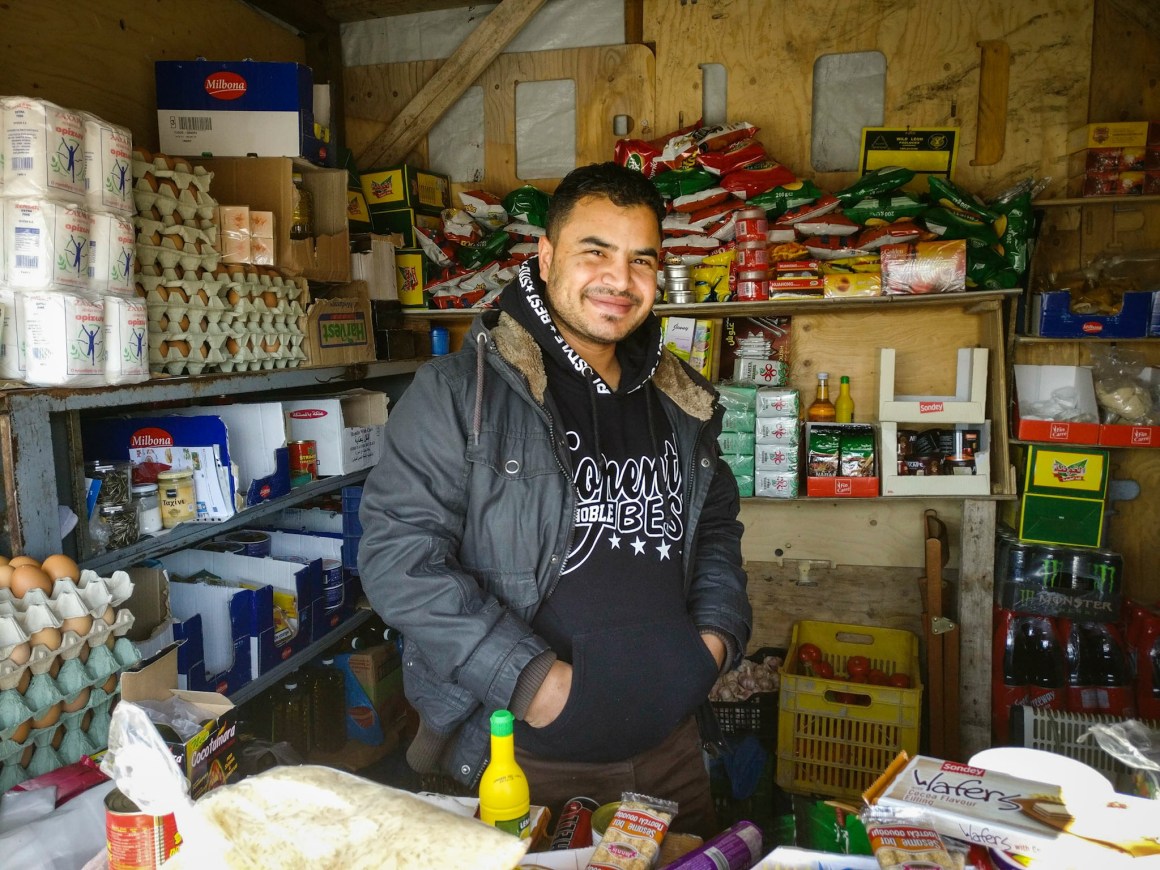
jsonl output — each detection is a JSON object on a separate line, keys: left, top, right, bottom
{"left": 411, "top": 120, "right": 1037, "bottom": 309}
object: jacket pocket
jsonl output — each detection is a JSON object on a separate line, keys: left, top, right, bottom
{"left": 467, "top": 428, "right": 559, "bottom": 480}
{"left": 465, "top": 565, "right": 540, "bottom": 609}
{"left": 520, "top": 615, "right": 719, "bottom": 762}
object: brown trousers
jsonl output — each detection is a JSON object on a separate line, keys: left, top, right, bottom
{"left": 514, "top": 715, "right": 717, "bottom": 840}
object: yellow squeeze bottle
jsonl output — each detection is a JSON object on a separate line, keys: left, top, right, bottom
{"left": 478, "top": 709, "right": 531, "bottom": 839}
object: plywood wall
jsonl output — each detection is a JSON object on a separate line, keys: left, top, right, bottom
{"left": 0, "top": 0, "right": 306, "bottom": 151}
{"left": 642, "top": 0, "right": 1094, "bottom": 200}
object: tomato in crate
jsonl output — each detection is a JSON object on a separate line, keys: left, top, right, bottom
{"left": 777, "top": 620, "right": 923, "bottom": 801}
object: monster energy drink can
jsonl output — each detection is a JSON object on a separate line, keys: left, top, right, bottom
{"left": 1067, "top": 549, "right": 1093, "bottom": 594}
{"left": 1032, "top": 545, "right": 1067, "bottom": 589}
{"left": 1090, "top": 549, "right": 1123, "bottom": 598}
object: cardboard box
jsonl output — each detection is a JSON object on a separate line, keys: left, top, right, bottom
{"left": 1098, "top": 365, "right": 1160, "bottom": 447}
{"left": 265, "top": 528, "right": 354, "bottom": 627}
{"left": 395, "top": 247, "right": 431, "bottom": 308}
{"left": 1066, "top": 121, "right": 1154, "bottom": 153}
{"left": 123, "top": 566, "right": 175, "bottom": 662}
{"left": 302, "top": 281, "right": 376, "bottom": 366}
{"left": 878, "top": 347, "right": 988, "bottom": 423}
{"left": 719, "top": 316, "right": 791, "bottom": 389}
{"left": 1067, "top": 171, "right": 1147, "bottom": 197}
{"left": 1030, "top": 289, "right": 1151, "bottom": 338}
{"left": 171, "top": 402, "right": 290, "bottom": 505}
{"left": 199, "top": 156, "right": 350, "bottom": 283}
{"left": 1018, "top": 444, "right": 1110, "bottom": 548}
{"left": 167, "top": 578, "right": 254, "bottom": 695}
{"left": 368, "top": 208, "right": 443, "bottom": 247}
{"left": 661, "top": 316, "right": 714, "bottom": 378}
{"left": 1012, "top": 365, "right": 1101, "bottom": 444}
{"left": 160, "top": 548, "right": 325, "bottom": 678}
{"left": 350, "top": 234, "right": 399, "bottom": 302}
{"left": 155, "top": 60, "right": 333, "bottom": 166}
{"left": 121, "top": 645, "right": 240, "bottom": 799}
{"left": 346, "top": 644, "right": 406, "bottom": 729}
{"left": 361, "top": 164, "right": 450, "bottom": 216}
{"left": 283, "top": 389, "right": 388, "bottom": 476}
{"left": 879, "top": 421, "right": 992, "bottom": 496}
{"left": 81, "top": 414, "right": 238, "bottom": 521}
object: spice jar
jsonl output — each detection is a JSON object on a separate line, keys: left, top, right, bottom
{"left": 156, "top": 469, "right": 196, "bottom": 528}
{"left": 86, "top": 460, "right": 132, "bottom": 507}
{"left": 98, "top": 503, "right": 139, "bottom": 550}
{"left": 131, "top": 483, "right": 162, "bottom": 535}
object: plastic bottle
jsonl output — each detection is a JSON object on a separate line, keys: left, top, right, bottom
{"left": 290, "top": 172, "right": 314, "bottom": 240}
{"left": 834, "top": 375, "right": 854, "bottom": 423}
{"left": 806, "top": 372, "right": 836, "bottom": 422}
{"left": 306, "top": 659, "right": 346, "bottom": 753}
{"left": 478, "top": 709, "right": 531, "bottom": 839}
{"left": 271, "top": 679, "right": 311, "bottom": 757}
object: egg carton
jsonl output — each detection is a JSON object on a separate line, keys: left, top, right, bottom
{"left": 0, "top": 690, "right": 119, "bottom": 788}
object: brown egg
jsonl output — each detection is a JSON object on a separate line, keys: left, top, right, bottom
{"left": 19, "top": 743, "right": 35, "bottom": 767}
{"left": 51, "top": 725, "right": 65, "bottom": 750}
{"left": 101, "top": 605, "right": 117, "bottom": 627}
{"left": 40, "top": 554, "right": 79, "bottom": 583}
{"left": 80, "top": 710, "right": 93, "bottom": 733}
{"left": 0, "top": 564, "right": 13, "bottom": 591}
{"left": 15, "top": 668, "right": 31, "bottom": 694}
{"left": 10, "top": 718, "right": 32, "bottom": 744}
{"left": 0, "top": 555, "right": 8, "bottom": 567}
{"left": 61, "top": 613, "right": 94, "bottom": 638}
{"left": 7, "top": 556, "right": 39, "bottom": 568}
{"left": 63, "top": 687, "right": 91, "bottom": 713}
{"left": 78, "top": 642, "right": 91, "bottom": 664}
{"left": 261, "top": 290, "right": 278, "bottom": 309}
{"left": 31, "top": 701, "right": 62, "bottom": 729}
{"left": 102, "top": 673, "right": 119, "bottom": 693}
{"left": 10, "top": 564, "right": 53, "bottom": 598}
{"left": 28, "top": 626, "right": 62, "bottom": 651}
{"left": 7, "top": 640, "right": 31, "bottom": 666}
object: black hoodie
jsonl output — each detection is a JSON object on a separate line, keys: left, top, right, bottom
{"left": 500, "top": 259, "right": 720, "bottom": 762}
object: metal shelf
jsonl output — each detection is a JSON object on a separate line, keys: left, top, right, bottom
{"left": 230, "top": 609, "right": 374, "bottom": 706}
{"left": 81, "top": 470, "right": 370, "bottom": 574}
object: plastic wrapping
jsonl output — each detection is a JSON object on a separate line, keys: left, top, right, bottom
{"left": 3, "top": 199, "right": 91, "bottom": 289}
{"left": 1090, "top": 345, "right": 1156, "bottom": 424}
{"left": 23, "top": 289, "right": 106, "bottom": 387}
{"left": 860, "top": 805, "right": 954, "bottom": 869}
{"left": 103, "top": 294, "right": 149, "bottom": 385}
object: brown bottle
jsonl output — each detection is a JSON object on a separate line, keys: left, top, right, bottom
{"left": 807, "top": 371, "right": 836, "bottom": 422}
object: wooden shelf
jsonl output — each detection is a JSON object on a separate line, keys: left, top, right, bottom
{"left": 743, "top": 493, "right": 1016, "bottom": 503}
{"left": 1032, "top": 195, "right": 1160, "bottom": 208}
{"left": 1015, "top": 335, "right": 1158, "bottom": 343}
{"left": 1009, "top": 438, "right": 1155, "bottom": 451}
{"left": 401, "top": 289, "right": 1021, "bottom": 320}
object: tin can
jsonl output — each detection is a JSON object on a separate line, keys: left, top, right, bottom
{"left": 322, "top": 558, "right": 344, "bottom": 612}
{"left": 288, "top": 439, "right": 317, "bottom": 486}
{"left": 1031, "top": 545, "right": 1068, "bottom": 589}
{"left": 223, "top": 529, "right": 271, "bottom": 558}
{"left": 549, "top": 796, "right": 598, "bottom": 850}
{"left": 1090, "top": 549, "right": 1123, "bottom": 597}
{"left": 105, "top": 787, "right": 181, "bottom": 869}
{"left": 197, "top": 540, "right": 246, "bottom": 554}
{"left": 156, "top": 469, "right": 196, "bottom": 528}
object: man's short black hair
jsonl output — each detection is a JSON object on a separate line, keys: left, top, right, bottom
{"left": 546, "top": 162, "right": 665, "bottom": 242}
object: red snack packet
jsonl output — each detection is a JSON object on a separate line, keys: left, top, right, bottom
{"left": 671, "top": 186, "right": 731, "bottom": 214}
{"left": 795, "top": 213, "right": 860, "bottom": 237}
{"left": 615, "top": 138, "right": 664, "bottom": 177}
{"left": 801, "top": 234, "right": 870, "bottom": 260}
{"left": 719, "top": 160, "right": 798, "bottom": 198}
{"left": 696, "top": 138, "right": 768, "bottom": 175}
{"left": 855, "top": 221, "right": 924, "bottom": 251}
{"left": 773, "top": 194, "right": 842, "bottom": 226}
{"left": 688, "top": 196, "right": 743, "bottom": 227}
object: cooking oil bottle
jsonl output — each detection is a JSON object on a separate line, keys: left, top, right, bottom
{"left": 807, "top": 371, "right": 836, "bottom": 422}
{"left": 478, "top": 709, "right": 531, "bottom": 838}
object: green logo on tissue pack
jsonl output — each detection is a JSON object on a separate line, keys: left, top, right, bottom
{"left": 319, "top": 312, "right": 368, "bottom": 348}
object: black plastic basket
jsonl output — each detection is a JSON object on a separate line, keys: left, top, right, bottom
{"left": 709, "top": 646, "right": 784, "bottom": 741}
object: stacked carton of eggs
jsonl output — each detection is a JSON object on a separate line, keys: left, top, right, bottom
{"left": 0, "top": 554, "right": 138, "bottom": 790}
{"left": 132, "top": 148, "right": 308, "bottom": 374}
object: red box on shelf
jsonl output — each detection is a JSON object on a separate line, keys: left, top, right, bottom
{"left": 805, "top": 476, "right": 879, "bottom": 497}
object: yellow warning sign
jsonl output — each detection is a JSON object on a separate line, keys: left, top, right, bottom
{"left": 860, "top": 127, "right": 960, "bottom": 191}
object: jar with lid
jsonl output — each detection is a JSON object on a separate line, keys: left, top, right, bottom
{"left": 131, "top": 483, "right": 162, "bottom": 535}
{"left": 156, "top": 469, "right": 196, "bottom": 528}
{"left": 97, "top": 503, "right": 140, "bottom": 550}
{"left": 290, "top": 172, "right": 314, "bottom": 240}
{"left": 85, "top": 460, "right": 132, "bottom": 507}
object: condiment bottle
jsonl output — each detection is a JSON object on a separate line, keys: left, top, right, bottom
{"left": 305, "top": 658, "right": 346, "bottom": 753}
{"left": 478, "top": 709, "right": 531, "bottom": 839}
{"left": 271, "top": 679, "right": 311, "bottom": 757}
{"left": 806, "top": 372, "right": 836, "bottom": 422}
{"left": 290, "top": 172, "right": 314, "bottom": 240}
{"left": 835, "top": 375, "right": 855, "bottom": 423}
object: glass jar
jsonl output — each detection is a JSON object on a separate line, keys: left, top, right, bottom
{"left": 290, "top": 172, "right": 314, "bottom": 240}
{"left": 85, "top": 459, "right": 132, "bottom": 507}
{"left": 156, "top": 469, "right": 196, "bottom": 528}
{"left": 131, "top": 483, "right": 162, "bottom": 535}
{"left": 98, "top": 503, "right": 139, "bottom": 550}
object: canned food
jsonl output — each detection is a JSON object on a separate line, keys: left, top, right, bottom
{"left": 288, "top": 439, "right": 318, "bottom": 486}
{"left": 196, "top": 540, "right": 246, "bottom": 554}
{"left": 735, "top": 240, "right": 769, "bottom": 269}
{"left": 105, "top": 787, "right": 181, "bottom": 869}
{"left": 155, "top": 469, "right": 196, "bottom": 528}
{"left": 734, "top": 269, "right": 768, "bottom": 302}
{"left": 223, "top": 529, "right": 272, "bottom": 558}
{"left": 322, "top": 558, "right": 344, "bottom": 612}
{"left": 550, "top": 796, "right": 599, "bottom": 850}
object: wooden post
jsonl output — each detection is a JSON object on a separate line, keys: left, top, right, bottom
{"left": 958, "top": 498, "right": 996, "bottom": 758}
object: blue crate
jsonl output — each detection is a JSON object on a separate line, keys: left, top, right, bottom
{"left": 343, "top": 486, "right": 363, "bottom": 577}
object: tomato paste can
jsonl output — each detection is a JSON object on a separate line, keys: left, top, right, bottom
{"left": 288, "top": 439, "right": 317, "bottom": 485}
{"left": 105, "top": 787, "right": 181, "bottom": 869}
{"left": 322, "top": 557, "right": 345, "bottom": 612}
{"left": 549, "top": 795, "right": 598, "bottom": 850}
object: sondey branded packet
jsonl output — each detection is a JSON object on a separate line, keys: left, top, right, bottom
{"left": 863, "top": 754, "right": 1160, "bottom": 868}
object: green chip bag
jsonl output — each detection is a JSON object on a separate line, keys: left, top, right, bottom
{"left": 652, "top": 167, "right": 716, "bottom": 200}
{"left": 842, "top": 194, "right": 927, "bottom": 225}
{"left": 928, "top": 176, "right": 999, "bottom": 222}
{"left": 966, "top": 243, "right": 1020, "bottom": 289}
{"left": 992, "top": 189, "right": 1032, "bottom": 276}
{"left": 922, "top": 205, "right": 1000, "bottom": 246}
{"left": 456, "top": 228, "right": 511, "bottom": 270}
{"left": 834, "top": 166, "right": 915, "bottom": 203}
{"left": 502, "top": 184, "right": 551, "bottom": 228}
{"left": 749, "top": 180, "right": 822, "bottom": 216}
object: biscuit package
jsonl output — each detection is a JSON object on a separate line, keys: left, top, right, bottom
{"left": 861, "top": 806, "right": 955, "bottom": 870}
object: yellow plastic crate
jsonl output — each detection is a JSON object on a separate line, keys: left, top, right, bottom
{"left": 776, "top": 620, "right": 923, "bottom": 800}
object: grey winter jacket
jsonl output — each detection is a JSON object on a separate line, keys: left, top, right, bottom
{"left": 357, "top": 309, "right": 751, "bottom": 787}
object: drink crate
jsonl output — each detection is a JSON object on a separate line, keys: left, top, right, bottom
{"left": 342, "top": 486, "right": 364, "bottom": 578}
{"left": 777, "top": 620, "right": 922, "bottom": 800}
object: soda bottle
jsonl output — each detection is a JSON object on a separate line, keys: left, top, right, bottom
{"left": 478, "top": 710, "right": 531, "bottom": 839}
{"left": 1062, "top": 619, "right": 1093, "bottom": 713}
{"left": 1023, "top": 616, "right": 1065, "bottom": 714}
{"left": 1136, "top": 613, "right": 1160, "bottom": 719}
{"left": 992, "top": 608, "right": 1027, "bottom": 744}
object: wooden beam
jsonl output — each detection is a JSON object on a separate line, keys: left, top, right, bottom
{"left": 624, "top": 0, "right": 645, "bottom": 44}
{"left": 357, "top": 0, "right": 546, "bottom": 169}
{"left": 958, "top": 498, "right": 996, "bottom": 760}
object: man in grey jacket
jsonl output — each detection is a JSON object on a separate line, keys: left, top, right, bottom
{"left": 358, "top": 162, "right": 751, "bottom": 836}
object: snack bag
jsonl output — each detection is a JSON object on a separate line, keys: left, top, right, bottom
{"left": 652, "top": 167, "right": 717, "bottom": 200}
{"left": 459, "top": 190, "right": 509, "bottom": 230}
{"left": 861, "top": 806, "right": 955, "bottom": 870}
{"left": 586, "top": 793, "right": 677, "bottom": 870}
{"left": 502, "top": 184, "right": 551, "bottom": 228}
{"left": 835, "top": 166, "right": 915, "bottom": 203}
{"left": 749, "top": 180, "right": 823, "bottom": 217}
